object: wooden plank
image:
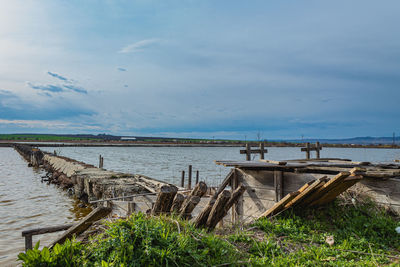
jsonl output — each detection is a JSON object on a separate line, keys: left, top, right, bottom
{"left": 259, "top": 159, "right": 287, "bottom": 165}
{"left": 240, "top": 149, "right": 268, "bottom": 154}
{"left": 283, "top": 177, "right": 327, "bottom": 209}
{"left": 300, "top": 172, "right": 351, "bottom": 206}
{"left": 312, "top": 175, "right": 363, "bottom": 206}
{"left": 258, "top": 191, "right": 300, "bottom": 218}
{"left": 50, "top": 206, "right": 111, "bottom": 247}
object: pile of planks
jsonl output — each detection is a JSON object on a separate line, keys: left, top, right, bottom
{"left": 150, "top": 175, "right": 247, "bottom": 231}
{"left": 259, "top": 167, "right": 364, "bottom": 218}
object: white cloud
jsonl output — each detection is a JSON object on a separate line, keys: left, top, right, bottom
{"left": 0, "top": 119, "right": 100, "bottom": 130}
{"left": 118, "top": 38, "right": 161, "bottom": 53}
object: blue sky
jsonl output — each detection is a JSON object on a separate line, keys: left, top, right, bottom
{"left": 0, "top": 1, "right": 399, "bottom": 140}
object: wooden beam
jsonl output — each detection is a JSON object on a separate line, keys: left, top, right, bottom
{"left": 22, "top": 224, "right": 73, "bottom": 237}
{"left": 274, "top": 170, "right": 284, "bottom": 201}
{"left": 50, "top": 206, "right": 111, "bottom": 247}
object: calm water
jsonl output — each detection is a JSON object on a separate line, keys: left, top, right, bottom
{"left": 42, "top": 146, "right": 400, "bottom": 187}
{"left": 1, "top": 146, "right": 400, "bottom": 266}
{"left": 0, "top": 148, "right": 90, "bottom": 266}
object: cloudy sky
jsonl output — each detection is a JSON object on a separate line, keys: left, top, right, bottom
{"left": 0, "top": 1, "right": 399, "bottom": 140}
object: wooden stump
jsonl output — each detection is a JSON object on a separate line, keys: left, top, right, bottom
{"left": 170, "top": 193, "right": 185, "bottom": 213}
{"left": 151, "top": 185, "right": 178, "bottom": 215}
{"left": 191, "top": 181, "right": 208, "bottom": 198}
{"left": 179, "top": 196, "right": 201, "bottom": 219}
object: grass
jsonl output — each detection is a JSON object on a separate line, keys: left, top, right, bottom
{"left": 18, "top": 198, "right": 400, "bottom": 266}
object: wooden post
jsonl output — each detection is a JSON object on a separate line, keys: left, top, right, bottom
{"left": 245, "top": 143, "right": 251, "bottom": 161}
{"left": 196, "top": 170, "right": 199, "bottom": 184}
{"left": 316, "top": 142, "right": 321, "bottom": 159}
{"left": 99, "top": 155, "right": 104, "bottom": 168}
{"left": 206, "top": 190, "right": 231, "bottom": 230}
{"left": 181, "top": 171, "right": 185, "bottom": 187}
{"left": 259, "top": 143, "right": 265, "bottom": 160}
{"left": 194, "top": 199, "right": 216, "bottom": 228}
{"left": 231, "top": 170, "right": 238, "bottom": 223}
{"left": 306, "top": 143, "right": 310, "bottom": 159}
{"left": 25, "top": 235, "right": 32, "bottom": 251}
{"left": 205, "top": 185, "right": 246, "bottom": 230}
{"left": 274, "top": 170, "right": 283, "bottom": 201}
{"left": 188, "top": 165, "right": 192, "bottom": 189}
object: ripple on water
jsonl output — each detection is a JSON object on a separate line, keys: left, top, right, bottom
{"left": 0, "top": 148, "right": 91, "bottom": 266}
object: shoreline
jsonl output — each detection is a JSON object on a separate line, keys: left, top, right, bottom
{"left": 1, "top": 140, "right": 400, "bottom": 149}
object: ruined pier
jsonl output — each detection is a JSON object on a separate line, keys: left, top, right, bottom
{"left": 13, "top": 144, "right": 169, "bottom": 208}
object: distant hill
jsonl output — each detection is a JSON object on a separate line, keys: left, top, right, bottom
{"left": 2, "top": 133, "right": 399, "bottom": 145}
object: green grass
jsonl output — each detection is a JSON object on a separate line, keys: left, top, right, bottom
{"left": 18, "top": 200, "right": 400, "bottom": 266}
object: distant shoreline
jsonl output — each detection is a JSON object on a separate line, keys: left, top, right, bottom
{"left": 1, "top": 140, "right": 399, "bottom": 149}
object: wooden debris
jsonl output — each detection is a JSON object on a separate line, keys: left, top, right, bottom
{"left": 50, "top": 206, "right": 111, "bottom": 247}
{"left": 258, "top": 168, "right": 365, "bottom": 218}
{"left": 151, "top": 185, "right": 178, "bottom": 215}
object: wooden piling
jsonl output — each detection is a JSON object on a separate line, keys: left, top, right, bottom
{"left": 196, "top": 170, "right": 199, "bottom": 184}
{"left": 306, "top": 143, "right": 310, "bottom": 159}
{"left": 259, "top": 143, "right": 265, "bottom": 160}
{"left": 316, "top": 142, "right": 321, "bottom": 159}
{"left": 188, "top": 165, "right": 192, "bottom": 189}
{"left": 181, "top": 171, "right": 185, "bottom": 187}
{"left": 245, "top": 143, "right": 251, "bottom": 161}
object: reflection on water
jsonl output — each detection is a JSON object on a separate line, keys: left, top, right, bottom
{"left": 0, "top": 148, "right": 91, "bottom": 266}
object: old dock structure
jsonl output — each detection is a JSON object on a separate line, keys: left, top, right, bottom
{"left": 215, "top": 154, "right": 400, "bottom": 222}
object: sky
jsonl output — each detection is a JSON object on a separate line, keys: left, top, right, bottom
{"left": 0, "top": 1, "right": 399, "bottom": 140}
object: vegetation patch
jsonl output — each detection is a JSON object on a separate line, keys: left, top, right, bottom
{"left": 18, "top": 199, "right": 400, "bottom": 266}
